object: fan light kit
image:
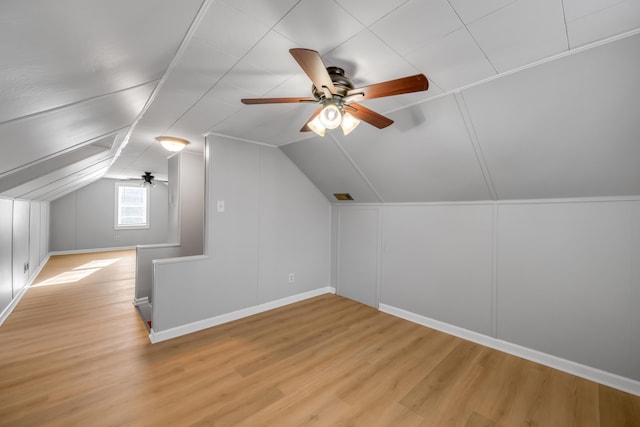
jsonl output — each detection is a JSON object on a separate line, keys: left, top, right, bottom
{"left": 156, "top": 136, "right": 190, "bottom": 152}
{"left": 241, "top": 48, "right": 429, "bottom": 137}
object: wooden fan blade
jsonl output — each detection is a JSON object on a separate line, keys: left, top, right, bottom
{"left": 300, "top": 107, "right": 323, "bottom": 132}
{"left": 346, "top": 103, "right": 393, "bottom": 129}
{"left": 346, "top": 74, "right": 428, "bottom": 101}
{"left": 241, "top": 97, "right": 316, "bottom": 105}
{"left": 289, "top": 48, "right": 336, "bottom": 95}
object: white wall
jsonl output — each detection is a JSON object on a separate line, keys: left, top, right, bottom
{"left": 167, "top": 151, "right": 204, "bottom": 256}
{"left": 12, "top": 200, "right": 30, "bottom": 296}
{"left": 381, "top": 203, "right": 494, "bottom": 335}
{"left": 151, "top": 136, "right": 331, "bottom": 333}
{"left": 335, "top": 206, "right": 381, "bottom": 308}
{"left": 334, "top": 199, "right": 640, "bottom": 384}
{"left": 0, "top": 197, "right": 50, "bottom": 321}
{"left": 497, "top": 201, "right": 640, "bottom": 381}
{"left": 0, "top": 198, "right": 13, "bottom": 311}
{"left": 49, "top": 178, "right": 169, "bottom": 251}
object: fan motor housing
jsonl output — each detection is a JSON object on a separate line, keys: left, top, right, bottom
{"left": 312, "top": 66, "right": 354, "bottom": 99}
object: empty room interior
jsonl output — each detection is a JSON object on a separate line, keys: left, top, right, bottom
{"left": 1, "top": 0, "right": 640, "bottom": 425}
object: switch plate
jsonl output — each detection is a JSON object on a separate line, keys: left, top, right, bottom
{"left": 288, "top": 273, "right": 295, "bottom": 283}
{"left": 217, "top": 200, "right": 225, "bottom": 212}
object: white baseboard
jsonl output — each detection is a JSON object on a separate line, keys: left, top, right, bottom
{"left": 0, "top": 254, "right": 50, "bottom": 326}
{"left": 0, "top": 286, "right": 29, "bottom": 326}
{"left": 48, "top": 246, "right": 136, "bottom": 256}
{"left": 132, "top": 297, "right": 149, "bottom": 307}
{"left": 149, "top": 286, "right": 336, "bottom": 343}
{"left": 379, "top": 304, "right": 640, "bottom": 397}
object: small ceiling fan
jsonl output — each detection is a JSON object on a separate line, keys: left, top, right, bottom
{"left": 123, "top": 172, "right": 167, "bottom": 187}
{"left": 141, "top": 172, "right": 156, "bottom": 186}
{"left": 241, "top": 48, "right": 429, "bottom": 136}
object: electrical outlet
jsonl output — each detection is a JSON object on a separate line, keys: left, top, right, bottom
{"left": 217, "top": 200, "right": 225, "bottom": 212}
{"left": 23, "top": 262, "right": 29, "bottom": 273}
{"left": 288, "top": 273, "right": 295, "bottom": 283}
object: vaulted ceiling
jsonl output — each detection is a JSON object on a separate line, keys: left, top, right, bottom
{"left": 1, "top": 0, "right": 639, "bottom": 202}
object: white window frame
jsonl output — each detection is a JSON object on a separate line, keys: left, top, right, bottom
{"left": 114, "top": 182, "right": 150, "bottom": 230}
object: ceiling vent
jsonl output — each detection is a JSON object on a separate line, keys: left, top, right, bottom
{"left": 333, "top": 193, "right": 353, "bottom": 201}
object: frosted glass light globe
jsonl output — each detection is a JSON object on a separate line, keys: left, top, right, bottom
{"left": 319, "top": 104, "right": 342, "bottom": 129}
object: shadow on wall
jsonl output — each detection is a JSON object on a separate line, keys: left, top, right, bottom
{"left": 392, "top": 104, "right": 426, "bottom": 133}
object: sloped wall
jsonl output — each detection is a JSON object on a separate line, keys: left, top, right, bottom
{"left": 334, "top": 198, "right": 640, "bottom": 385}
{"left": 282, "top": 33, "right": 640, "bottom": 204}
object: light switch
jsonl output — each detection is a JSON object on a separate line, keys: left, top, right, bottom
{"left": 217, "top": 200, "right": 225, "bottom": 212}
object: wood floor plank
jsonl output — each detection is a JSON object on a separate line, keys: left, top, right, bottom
{"left": 599, "top": 384, "right": 640, "bottom": 427}
{"left": 1, "top": 250, "right": 639, "bottom": 426}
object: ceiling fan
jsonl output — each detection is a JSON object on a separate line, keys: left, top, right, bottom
{"left": 241, "top": 48, "right": 429, "bottom": 136}
{"left": 141, "top": 172, "right": 156, "bottom": 186}
{"left": 123, "top": 172, "right": 167, "bottom": 187}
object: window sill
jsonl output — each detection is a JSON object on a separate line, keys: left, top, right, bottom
{"left": 114, "top": 225, "right": 150, "bottom": 231}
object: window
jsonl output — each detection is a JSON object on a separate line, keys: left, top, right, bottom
{"left": 115, "top": 182, "right": 149, "bottom": 229}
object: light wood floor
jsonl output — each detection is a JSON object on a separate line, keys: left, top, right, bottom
{"left": 1, "top": 250, "right": 639, "bottom": 426}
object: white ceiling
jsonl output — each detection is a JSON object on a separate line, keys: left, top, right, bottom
{"left": 1, "top": 0, "right": 639, "bottom": 202}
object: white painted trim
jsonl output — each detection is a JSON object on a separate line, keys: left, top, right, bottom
{"left": 382, "top": 28, "right": 640, "bottom": 117}
{"left": 152, "top": 254, "right": 208, "bottom": 265}
{"left": 255, "top": 29, "right": 640, "bottom": 149}
{"left": 0, "top": 287, "right": 29, "bottom": 326}
{"left": 454, "top": 92, "right": 498, "bottom": 200}
{"left": 132, "top": 297, "right": 149, "bottom": 307}
{"left": 136, "top": 243, "right": 181, "bottom": 250}
{"left": 377, "top": 201, "right": 495, "bottom": 207}
{"left": 203, "top": 132, "right": 279, "bottom": 148}
{"left": 496, "top": 196, "right": 640, "bottom": 205}
{"left": 332, "top": 196, "right": 640, "bottom": 208}
{"left": 48, "top": 246, "right": 136, "bottom": 255}
{"left": 112, "top": 0, "right": 215, "bottom": 161}
{"left": 0, "top": 254, "right": 50, "bottom": 326}
{"left": 332, "top": 201, "right": 495, "bottom": 207}
{"left": 149, "top": 286, "right": 336, "bottom": 343}
{"left": 379, "top": 304, "right": 640, "bottom": 397}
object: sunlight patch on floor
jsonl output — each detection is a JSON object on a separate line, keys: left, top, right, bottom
{"left": 74, "top": 258, "right": 119, "bottom": 270}
{"left": 32, "top": 258, "right": 120, "bottom": 287}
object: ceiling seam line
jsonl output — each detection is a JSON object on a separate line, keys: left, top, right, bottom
{"left": 332, "top": 0, "right": 410, "bottom": 28}
{"left": 169, "top": 0, "right": 305, "bottom": 135}
{"left": 380, "top": 26, "right": 640, "bottom": 119}
{"left": 0, "top": 127, "right": 127, "bottom": 180}
{"left": 131, "top": 0, "right": 214, "bottom": 137}
{"left": 7, "top": 151, "right": 113, "bottom": 194}
{"left": 365, "top": 23, "right": 442, "bottom": 91}
{"left": 329, "top": 134, "right": 385, "bottom": 203}
{"left": 112, "top": 0, "right": 217, "bottom": 164}
{"left": 17, "top": 158, "right": 113, "bottom": 200}
{"left": 42, "top": 170, "right": 106, "bottom": 202}
{"left": 454, "top": 92, "right": 498, "bottom": 201}
{"left": 560, "top": 0, "right": 571, "bottom": 50}
{"left": 203, "top": 132, "right": 278, "bottom": 148}
{"left": 444, "top": 0, "right": 499, "bottom": 74}
{"left": 0, "top": 79, "right": 159, "bottom": 128}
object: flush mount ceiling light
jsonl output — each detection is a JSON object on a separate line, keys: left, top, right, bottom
{"left": 156, "top": 136, "right": 190, "bottom": 152}
{"left": 241, "top": 48, "right": 429, "bottom": 136}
